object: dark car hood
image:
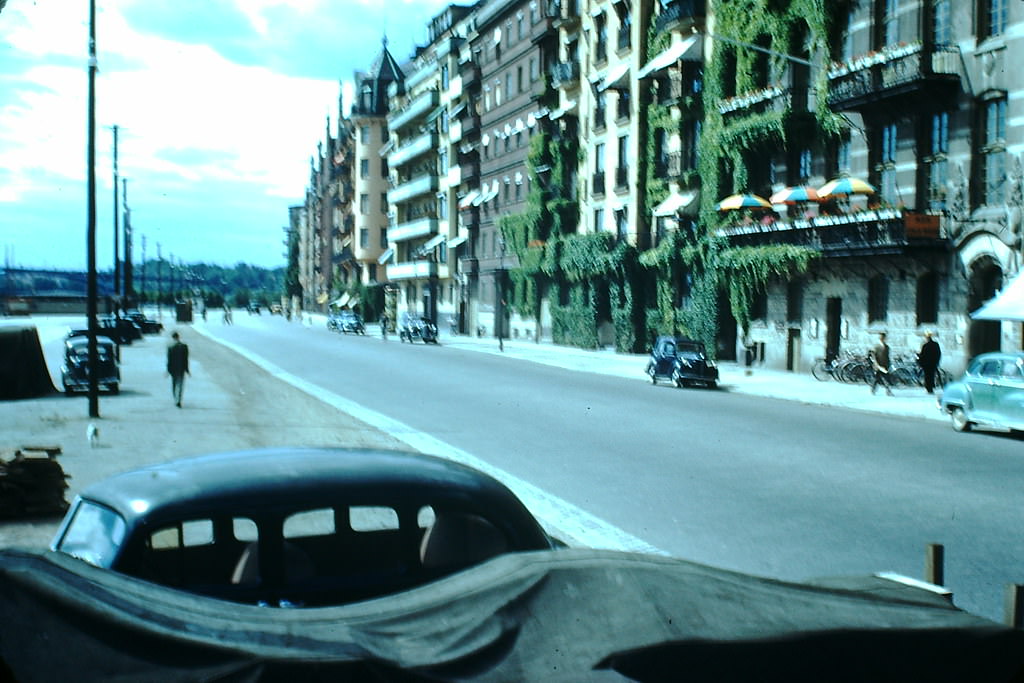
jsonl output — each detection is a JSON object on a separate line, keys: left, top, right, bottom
{"left": 1, "top": 548, "right": 1022, "bottom": 682}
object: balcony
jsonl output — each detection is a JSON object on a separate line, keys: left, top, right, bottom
{"left": 388, "top": 90, "right": 439, "bottom": 132}
{"left": 592, "top": 171, "right": 606, "bottom": 196}
{"left": 458, "top": 256, "right": 479, "bottom": 275}
{"left": 446, "top": 164, "right": 462, "bottom": 186}
{"left": 827, "top": 43, "right": 961, "bottom": 112}
{"left": 459, "top": 160, "right": 480, "bottom": 182}
{"left": 719, "top": 209, "right": 948, "bottom": 257}
{"left": 550, "top": 60, "right": 580, "bottom": 89}
{"left": 655, "top": 0, "right": 706, "bottom": 35}
{"left": 388, "top": 132, "right": 437, "bottom": 168}
{"left": 389, "top": 217, "right": 438, "bottom": 243}
{"left": 389, "top": 174, "right": 439, "bottom": 204}
{"left": 387, "top": 260, "right": 439, "bottom": 281}
{"left": 460, "top": 60, "right": 481, "bottom": 88}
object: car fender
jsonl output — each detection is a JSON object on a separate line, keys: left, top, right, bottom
{"left": 939, "top": 380, "right": 972, "bottom": 412}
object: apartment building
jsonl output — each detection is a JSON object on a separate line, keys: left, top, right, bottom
{"left": 351, "top": 41, "right": 403, "bottom": 288}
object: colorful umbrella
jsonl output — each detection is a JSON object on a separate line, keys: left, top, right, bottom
{"left": 818, "top": 177, "right": 876, "bottom": 198}
{"left": 716, "top": 193, "right": 772, "bottom": 211}
{"left": 769, "top": 186, "right": 821, "bottom": 205}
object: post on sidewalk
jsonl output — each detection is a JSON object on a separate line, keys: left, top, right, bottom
{"left": 925, "top": 543, "right": 944, "bottom": 586}
{"left": 1006, "top": 584, "right": 1024, "bottom": 629}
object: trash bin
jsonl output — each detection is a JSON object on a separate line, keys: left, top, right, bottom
{"left": 175, "top": 301, "right": 193, "bottom": 323}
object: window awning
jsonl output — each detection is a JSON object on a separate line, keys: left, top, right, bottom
{"left": 459, "top": 190, "right": 481, "bottom": 209}
{"left": 972, "top": 270, "right": 1024, "bottom": 321}
{"left": 378, "top": 139, "right": 395, "bottom": 157}
{"left": 638, "top": 35, "right": 701, "bottom": 79}
{"left": 332, "top": 293, "right": 351, "bottom": 308}
{"left": 652, "top": 191, "right": 698, "bottom": 216}
{"left": 447, "top": 235, "right": 468, "bottom": 248}
{"left": 595, "top": 63, "right": 630, "bottom": 92}
{"left": 421, "top": 233, "right": 446, "bottom": 251}
{"left": 425, "top": 104, "right": 446, "bottom": 123}
{"left": 377, "top": 247, "right": 394, "bottom": 265}
{"left": 472, "top": 188, "right": 489, "bottom": 206}
{"left": 549, "top": 100, "right": 577, "bottom": 120}
{"left": 450, "top": 100, "right": 468, "bottom": 118}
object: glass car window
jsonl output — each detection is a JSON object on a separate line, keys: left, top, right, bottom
{"left": 350, "top": 506, "right": 400, "bottom": 532}
{"left": 1002, "top": 361, "right": 1024, "bottom": 380}
{"left": 417, "top": 505, "right": 436, "bottom": 529}
{"left": 233, "top": 517, "right": 258, "bottom": 542}
{"left": 284, "top": 508, "right": 335, "bottom": 538}
{"left": 978, "top": 361, "right": 1002, "bottom": 377}
{"left": 57, "top": 501, "right": 127, "bottom": 568}
{"left": 150, "top": 519, "right": 214, "bottom": 548}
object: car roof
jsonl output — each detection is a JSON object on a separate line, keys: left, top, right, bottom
{"left": 78, "top": 448, "right": 549, "bottom": 544}
{"left": 66, "top": 334, "right": 116, "bottom": 347}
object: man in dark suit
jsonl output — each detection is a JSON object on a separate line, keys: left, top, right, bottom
{"left": 918, "top": 331, "right": 942, "bottom": 394}
{"left": 167, "top": 331, "right": 190, "bottom": 408}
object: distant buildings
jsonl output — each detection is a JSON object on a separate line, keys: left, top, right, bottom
{"left": 296, "top": 0, "right": 1023, "bottom": 373}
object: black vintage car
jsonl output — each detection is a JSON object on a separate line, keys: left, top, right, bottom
{"left": 646, "top": 335, "right": 718, "bottom": 388}
{"left": 97, "top": 315, "right": 143, "bottom": 344}
{"left": 123, "top": 309, "right": 163, "bottom": 334}
{"left": 399, "top": 314, "right": 438, "bottom": 344}
{"left": 61, "top": 334, "right": 121, "bottom": 395}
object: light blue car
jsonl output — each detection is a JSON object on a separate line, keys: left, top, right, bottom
{"left": 939, "top": 352, "right": 1024, "bottom": 433}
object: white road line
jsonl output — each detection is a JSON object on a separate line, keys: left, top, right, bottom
{"left": 195, "top": 327, "right": 666, "bottom": 555}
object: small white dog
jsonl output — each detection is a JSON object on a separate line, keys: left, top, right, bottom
{"left": 87, "top": 422, "right": 99, "bottom": 448}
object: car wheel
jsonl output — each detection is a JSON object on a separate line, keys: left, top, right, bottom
{"left": 109, "top": 384, "right": 120, "bottom": 395}
{"left": 706, "top": 381, "right": 717, "bottom": 389}
{"left": 950, "top": 407, "right": 972, "bottom": 433}
{"left": 646, "top": 364, "right": 657, "bottom": 384}
{"left": 672, "top": 370, "right": 684, "bottom": 388}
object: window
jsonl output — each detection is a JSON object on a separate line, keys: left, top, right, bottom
{"left": 505, "top": 73, "right": 512, "bottom": 100}
{"left": 751, "top": 289, "right": 768, "bottom": 321}
{"left": 879, "top": 0, "right": 900, "bottom": 47}
{"left": 978, "top": 96, "right": 1007, "bottom": 206}
{"left": 495, "top": 81, "right": 502, "bottom": 106}
{"left": 981, "top": 0, "right": 1007, "bottom": 39}
{"left": 518, "top": 14, "right": 525, "bottom": 40}
{"left": 359, "top": 193, "right": 369, "bottom": 215}
{"left": 874, "top": 122, "right": 898, "bottom": 201}
{"left": 595, "top": 142, "right": 605, "bottom": 172}
{"left": 360, "top": 126, "right": 370, "bottom": 144}
{"left": 529, "top": 57, "right": 538, "bottom": 81}
{"left": 932, "top": 0, "right": 951, "bottom": 43}
{"left": 517, "top": 66, "right": 523, "bottom": 94}
{"left": 797, "top": 148, "right": 812, "bottom": 183}
{"left": 440, "top": 110, "right": 449, "bottom": 134}
{"left": 380, "top": 227, "right": 388, "bottom": 248}
{"left": 438, "top": 148, "right": 448, "bottom": 174}
{"left": 786, "top": 280, "right": 803, "bottom": 322}
{"left": 441, "top": 64, "right": 449, "bottom": 90}
{"left": 868, "top": 276, "right": 889, "bottom": 322}
{"left": 595, "top": 13, "right": 608, "bottom": 63}
{"left": 438, "top": 194, "right": 448, "bottom": 220}
{"left": 924, "top": 111, "right": 949, "bottom": 211}
{"left": 593, "top": 207, "right": 605, "bottom": 232}
{"left": 916, "top": 272, "right": 939, "bottom": 324}
{"left": 360, "top": 228, "right": 369, "bottom": 247}
{"left": 380, "top": 193, "right": 388, "bottom": 213}
{"left": 382, "top": 127, "right": 389, "bottom": 143}
{"left": 614, "top": 207, "right": 628, "bottom": 241}
{"left": 360, "top": 158, "right": 369, "bottom": 178}
{"left": 594, "top": 91, "right": 606, "bottom": 130}
{"left": 381, "top": 158, "right": 388, "bottom": 178}
{"left": 615, "top": 4, "right": 631, "bottom": 51}
{"left": 616, "top": 87, "right": 631, "bottom": 120}
{"left": 683, "top": 120, "right": 701, "bottom": 172}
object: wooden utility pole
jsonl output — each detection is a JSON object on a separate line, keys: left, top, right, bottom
{"left": 86, "top": 0, "right": 99, "bottom": 417}
{"left": 112, "top": 124, "right": 120, "bottom": 300}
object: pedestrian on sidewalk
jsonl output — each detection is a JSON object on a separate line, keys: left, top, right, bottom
{"left": 380, "top": 314, "right": 389, "bottom": 340}
{"left": 870, "top": 332, "right": 894, "bottom": 396}
{"left": 167, "top": 331, "right": 190, "bottom": 408}
{"left": 918, "top": 331, "right": 942, "bottom": 394}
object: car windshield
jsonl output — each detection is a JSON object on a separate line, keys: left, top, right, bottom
{"left": 54, "top": 500, "right": 127, "bottom": 569}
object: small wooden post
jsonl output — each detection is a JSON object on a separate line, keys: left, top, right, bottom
{"left": 925, "top": 543, "right": 944, "bottom": 586}
{"left": 1005, "top": 584, "right": 1024, "bottom": 629}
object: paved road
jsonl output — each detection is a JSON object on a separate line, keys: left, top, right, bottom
{"left": 198, "top": 313, "right": 1023, "bottom": 623}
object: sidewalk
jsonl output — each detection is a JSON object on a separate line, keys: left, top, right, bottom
{"left": 419, "top": 323, "right": 947, "bottom": 424}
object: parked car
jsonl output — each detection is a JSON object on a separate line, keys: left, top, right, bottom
{"left": 61, "top": 334, "right": 120, "bottom": 395}
{"left": 646, "top": 335, "right": 718, "bottom": 388}
{"left": 123, "top": 309, "right": 163, "bottom": 334}
{"left": 337, "top": 311, "right": 365, "bottom": 335}
{"left": 939, "top": 351, "right": 1024, "bottom": 433}
{"left": 49, "top": 448, "right": 555, "bottom": 607}
{"left": 97, "top": 315, "right": 142, "bottom": 344}
{"left": 246, "top": 302, "right": 261, "bottom": 315}
{"left": 398, "top": 314, "right": 438, "bottom": 344}
{"left": 326, "top": 311, "right": 342, "bottom": 332}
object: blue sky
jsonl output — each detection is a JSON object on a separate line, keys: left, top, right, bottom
{"left": 0, "top": 0, "right": 456, "bottom": 270}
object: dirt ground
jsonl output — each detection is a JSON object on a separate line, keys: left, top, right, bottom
{"left": 0, "top": 327, "right": 404, "bottom": 549}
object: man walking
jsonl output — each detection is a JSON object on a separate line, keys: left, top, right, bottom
{"left": 167, "top": 331, "right": 190, "bottom": 408}
{"left": 870, "top": 332, "right": 894, "bottom": 396}
{"left": 918, "top": 331, "right": 942, "bottom": 394}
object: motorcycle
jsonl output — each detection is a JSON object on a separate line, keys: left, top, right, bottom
{"left": 399, "top": 317, "right": 439, "bottom": 344}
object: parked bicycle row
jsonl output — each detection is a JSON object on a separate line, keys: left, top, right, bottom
{"left": 812, "top": 351, "right": 951, "bottom": 388}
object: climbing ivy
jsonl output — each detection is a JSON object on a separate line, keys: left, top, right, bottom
{"left": 718, "top": 244, "right": 818, "bottom": 334}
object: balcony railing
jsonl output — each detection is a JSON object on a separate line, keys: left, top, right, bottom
{"left": 655, "top": 0, "right": 706, "bottom": 35}
{"left": 388, "top": 90, "right": 439, "bottom": 132}
{"left": 549, "top": 0, "right": 580, "bottom": 28}
{"left": 460, "top": 60, "right": 481, "bottom": 88}
{"left": 387, "top": 260, "right": 439, "bottom": 281}
{"left": 389, "top": 217, "right": 438, "bottom": 243}
{"left": 719, "top": 209, "right": 946, "bottom": 257}
{"left": 388, "top": 132, "right": 437, "bottom": 168}
{"left": 389, "top": 174, "right": 439, "bottom": 204}
{"left": 592, "top": 171, "right": 606, "bottom": 195}
{"left": 550, "top": 60, "right": 580, "bottom": 89}
{"left": 827, "top": 43, "right": 961, "bottom": 112}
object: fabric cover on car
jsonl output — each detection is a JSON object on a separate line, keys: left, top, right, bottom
{"left": 0, "top": 324, "right": 56, "bottom": 399}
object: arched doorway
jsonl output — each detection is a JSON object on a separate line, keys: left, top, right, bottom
{"left": 968, "top": 257, "right": 1002, "bottom": 357}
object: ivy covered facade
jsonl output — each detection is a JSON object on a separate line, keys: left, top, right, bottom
{"left": 299, "top": 0, "right": 1024, "bottom": 372}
